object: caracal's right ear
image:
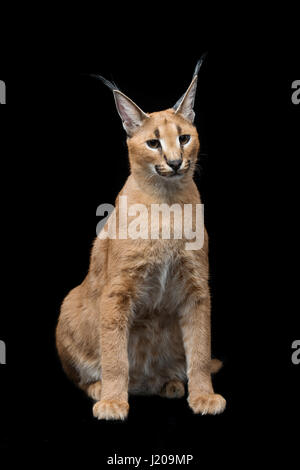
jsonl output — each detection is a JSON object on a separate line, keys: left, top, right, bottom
{"left": 91, "top": 75, "right": 149, "bottom": 136}
{"left": 113, "top": 90, "right": 150, "bottom": 137}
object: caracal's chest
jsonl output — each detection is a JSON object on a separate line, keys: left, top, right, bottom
{"left": 134, "top": 244, "right": 186, "bottom": 315}
{"left": 128, "top": 246, "right": 187, "bottom": 393}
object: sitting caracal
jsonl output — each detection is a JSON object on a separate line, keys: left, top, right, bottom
{"left": 56, "top": 57, "right": 226, "bottom": 420}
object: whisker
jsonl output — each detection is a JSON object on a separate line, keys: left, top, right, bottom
{"left": 193, "top": 162, "right": 202, "bottom": 176}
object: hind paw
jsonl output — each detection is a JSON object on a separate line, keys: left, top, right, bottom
{"left": 86, "top": 381, "right": 102, "bottom": 401}
{"left": 80, "top": 380, "right": 102, "bottom": 401}
{"left": 160, "top": 380, "right": 185, "bottom": 399}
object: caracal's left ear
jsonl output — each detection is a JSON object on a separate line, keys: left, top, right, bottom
{"left": 91, "top": 74, "right": 149, "bottom": 136}
{"left": 173, "top": 53, "right": 207, "bottom": 123}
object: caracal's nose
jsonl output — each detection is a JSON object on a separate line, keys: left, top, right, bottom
{"left": 167, "top": 159, "right": 182, "bottom": 172}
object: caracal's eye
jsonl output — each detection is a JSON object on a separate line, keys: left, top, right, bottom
{"left": 146, "top": 139, "right": 161, "bottom": 149}
{"left": 179, "top": 134, "right": 191, "bottom": 145}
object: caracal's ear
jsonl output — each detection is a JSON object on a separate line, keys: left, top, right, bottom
{"left": 91, "top": 75, "right": 149, "bottom": 136}
{"left": 173, "top": 53, "right": 207, "bottom": 123}
{"left": 113, "top": 90, "right": 149, "bottom": 136}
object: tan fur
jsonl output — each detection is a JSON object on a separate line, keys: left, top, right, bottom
{"left": 56, "top": 97, "right": 226, "bottom": 419}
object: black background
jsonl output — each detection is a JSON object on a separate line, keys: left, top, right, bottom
{"left": 0, "top": 23, "right": 299, "bottom": 467}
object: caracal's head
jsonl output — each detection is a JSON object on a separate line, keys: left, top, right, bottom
{"left": 96, "top": 56, "right": 206, "bottom": 188}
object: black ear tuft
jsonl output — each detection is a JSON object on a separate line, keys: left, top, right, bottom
{"left": 193, "top": 52, "right": 208, "bottom": 78}
{"left": 90, "top": 74, "right": 120, "bottom": 92}
{"left": 173, "top": 53, "right": 208, "bottom": 112}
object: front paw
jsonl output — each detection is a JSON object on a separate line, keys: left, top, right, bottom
{"left": 93, "top": 399, "right": 129, "bottom": 421}
{"left": 189, "top": 392, "right": 226, "bottom": 415}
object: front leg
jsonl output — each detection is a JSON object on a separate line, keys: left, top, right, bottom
{"left": 180, "top": 294, "right": 226, "bottom": 415}
{"left": 93, "top": 289, "right": 131, "bottom": 421}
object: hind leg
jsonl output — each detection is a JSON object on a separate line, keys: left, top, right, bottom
{"left": 160, "top": 379, "right": 185, "bottom": 399}
{"left": 58, "top": 348, "right": 102, "bottom": 401}
{"left": 56, "top": 332, "right": 102, "bottom": 401}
